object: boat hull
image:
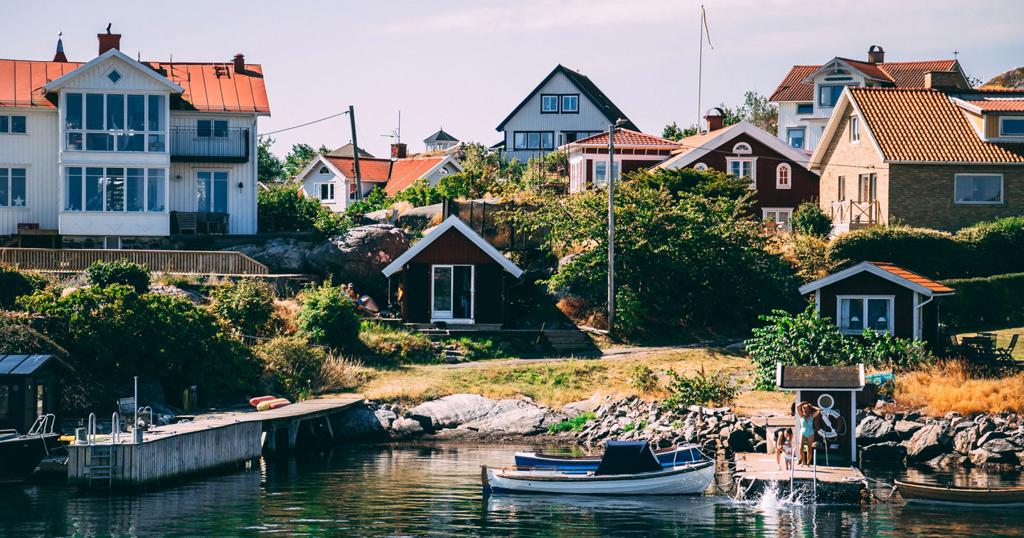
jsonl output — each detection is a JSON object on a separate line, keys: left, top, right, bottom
{"left": 514, "top": 446, "right": 702, "bottom": 471}
{"left": 486, "top": 461, "right": 715, "bottom": 495}
{"left": 0, "top": 434, "right": 57, "bottom": 484}
{"left": 896, "top": 480, "right": 1024, "bottom": 505}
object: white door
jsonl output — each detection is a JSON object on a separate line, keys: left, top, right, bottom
{"left": 431, "top": 265, "right": 474, "bottom": 322}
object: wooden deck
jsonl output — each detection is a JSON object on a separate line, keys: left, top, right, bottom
{"left": 0, "top": 247, "right": 268, "bottom": 275}
{"left": 67, "top": 397, "right": 361, "bottom": 489}
{"left": 733, "top": 452, "right": 867, "bottom": 504}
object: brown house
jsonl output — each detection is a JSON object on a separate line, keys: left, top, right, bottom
{"left": 382, "top": 216, "right": 524, "bottom": 327}
{"left": 810, "top": 82, "right": 1024, "bottom": 233}
{"left": 799, "top": 261, "right": 955, "bottom": 349}
{"left": 657, "top": 114, "right": 820, "bottom": 231}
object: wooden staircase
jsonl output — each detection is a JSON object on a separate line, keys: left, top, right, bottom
{"left": 543, "top": 329, "right": 596, "bottom": 356}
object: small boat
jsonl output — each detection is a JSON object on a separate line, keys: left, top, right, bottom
{"left": 484, "top": 441, "right": 715, "bottom": 495}
{"left": 0, "top": 415, "right": 62, "bottom": 484}
{"left": 514, "top": 444, "right": 703, "bottom": 470}
{"left": 896, "top": 480, "right": 1024, "bottom": 505}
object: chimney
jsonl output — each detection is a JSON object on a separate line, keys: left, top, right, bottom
{"left": 704, "top": 107, "right": 725, "bottom": 132}
{"left": 53, "top": 33, "right": 68, "bottom": 63}
{"left": 391, "top": 143, "right": 408, "bottom": 159}
{"left": 925, "top": 71, "right": 968, "bottom": 91}
{"left": 98, "top": 24, "right": 121, "bottom": 55}
{"left": 233, "top": 53, "right": 245, "bottom": 74}
{"left": 867, "top": 45, "right": 885, "bottom": 64}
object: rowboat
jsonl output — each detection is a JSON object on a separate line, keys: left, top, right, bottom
{"left": 484, "top": 441, "right": 715, "bottom": 495}
{"left": 896, "top": 480, "right": 1024, "bottom": 505}
{"left": 514, "top": 445, "right": 703, "bottom": 471}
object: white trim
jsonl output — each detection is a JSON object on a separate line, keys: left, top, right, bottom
{"left": 761, "top": 207, "right": 793, "bottom": 231}
{"left": 912, "top": 292, "right": 920, "bottom": 341}
{"left": 800, "top": 57, "right": 889, "bottom": 85}
{"left": 725, "top": 156, "right": 757, "bottom": 185}
{"left": 809, "top": 89, "right": 887, "bottom": 170}
{"left": 798, "top": 261, "right": 953, "bottom": 297}
{"left": 835, "top": 294, "right": 894, "bottom": 335}
{"left": 43, "top": 48, "right": 184, "bottom": 93}
{"left": 429, "top": 264, "right": 475, "bottom": 322}
{"left": 732, "top": 142, "right": 752, "bottom": 155}
{"left": 315, "top": 182, "right": 335, "bottom": 201}
{"left": 693, "top": 162, "right": 708, "bottom": 171}
{"left": 382, "top": 216, "right": 525, "bottom": 278}
{"left": 953, "top": 173, "right": 1004, "bottom": 205}
{"left": 850, "top": 385, "right": 858, "bottom": 465}
{"left": 998, "top": 116, "right": 1024, "bottom": 138}
{"left": 775, "top": 362, "right": 783, "bottom": 388}
{"left": 775, "top": 163, "right": 792, "bottom": 189}
{"left": 657, "top": 121, "right": 815, "bottom": 171}
{"left": 849, "top": 115, "right": 860, "bottom": 144}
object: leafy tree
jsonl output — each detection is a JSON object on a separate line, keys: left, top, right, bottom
{"left": 257, "top": 184, "right": 349, "bottom": 237}
{"left": 791, "top": 201, "right": 832, "bottom": 238}
{"left": 257, "top": 136, "right": 284, "bottom": 183}
{"left": 86, "top": 260, "right": 151, "bottom": 293}
{"left": 630, "top": 167, "right": 752, "bottom": 200}
{"left": 253, "top": 335, "right": 328, "bottom": 399}
{"left": 296, "top": 282, "right": 361, "bottom": 352}
{"left": 0, "top": 268, "right": 48, "bottom": 310}
{"left": 210, "top": 279, "right": 279, "bottom": 337}
{"left": 282, "top": 143, "right": 331, "bottom": 179}
{"left": 734, "top": 91, "right": 778, "bottom": 134}
{"left": 345, "top": 186, "right": 391, "bottom": 217}
{"left": 662, "top": 122, "right": 685, "bottom": 141}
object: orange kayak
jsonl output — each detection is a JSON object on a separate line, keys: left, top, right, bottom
{"left": 249, "top": 395, "right": 277, "bottom": 407}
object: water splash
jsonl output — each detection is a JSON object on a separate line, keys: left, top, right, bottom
{"left": 754, "top": 481, "right": 805, "bottom": 510}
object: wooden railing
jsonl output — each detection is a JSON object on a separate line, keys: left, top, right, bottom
{"left": 0, "top": 248, "right": 268, "bottom": 275}
{"left": 830, "top": 200, "right": 880, "bottom": 225}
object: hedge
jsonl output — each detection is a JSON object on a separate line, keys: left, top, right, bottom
{"left": 940, "top": 272, "right": 1024, "bottom": 332}
{"left": 956, "top": 216, "right": 1024, "bottom": 277}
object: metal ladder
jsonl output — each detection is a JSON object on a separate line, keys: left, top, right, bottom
{"left": 83, "top": 413, "right": 118, "bottom": 489}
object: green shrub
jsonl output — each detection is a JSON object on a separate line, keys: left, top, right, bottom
{"left": 547, "top": 411, "right": 596, "bottom": 434}
{"left": 630, "top": 167, "right": 752, "bottom": 200}
{"left": 779, "top": 233, "right": 833, "bottom": 283}
{"left": 253, "top": 335, "right": 327, "bottom": 399}
{"left": 85, "top": 260, "right": 151, "bottom": 293}
{"left": 257, "top": 184, "right": 350, "bottom": 237}
{"left": 956, "top": 217, "right": 1024, "bottom": 277}
{"left": 791, "top": 201, "right": 832, "bottom": 238}
{"left": 628, "top": 363, "right": 658, "bottom": 392}
{"left": 296, "top": 282, "right": 361, "bottom": 351}
{"left": 359, "top": 321, "right": 435, "bottom": 364}
{"left": 826, "top": 225, "right": 964, "bottom": 279}
{"left": 663, "top": 367, "right": 739, "bottom": 410}
{"left": 210, "top": 279, "right": 278, "bottom": 336}
{"left": 0, "top": 267, "right": 48, "bottom": 310}
{"left": 941, "top": 272, "right": 1024, "bottom": 331}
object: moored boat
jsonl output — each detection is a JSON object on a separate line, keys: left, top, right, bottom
{"left": 514, "top": 445, "right": 703, "bottom": 471}
{"left": 485, "top": 441, "right": 715, "bottom": 495}
{"left": 896, "top": 480, "right": 1024, "bottom": 505}
{"left": 0, "top": 415, "right": 62, "bottom": 484}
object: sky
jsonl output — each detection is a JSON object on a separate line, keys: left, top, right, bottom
{"left": 5, "top": 1, "right": 1023, "bottom": 159}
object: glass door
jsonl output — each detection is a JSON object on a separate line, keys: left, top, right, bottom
{"left": 432, "top": 265, "right": 475, "bottom": 321}
{"left": 432, "top": 265, "right": 453, "bottom": 319}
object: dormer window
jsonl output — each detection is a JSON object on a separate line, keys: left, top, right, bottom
{"left": 818, "top": 85, "right": 846, "bottom": 108}
{"left": 999, "top": 117, "right": 1024, "bottom": 137}
{"left": 732, "top": 142, "right": 752, "bottom": 155}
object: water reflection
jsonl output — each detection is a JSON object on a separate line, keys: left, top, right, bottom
{"left": 0, "top": 443, "right": 1022, "bottom": 536}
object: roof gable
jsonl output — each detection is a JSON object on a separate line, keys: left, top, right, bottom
{"left": 567, "top": 128, "right": 680, "bottom": 148}
{"left": 770, "top": 58, "right": 963, "bottom": 102}
{"left": 385, "top": 156, "right": 462, "bottom": 196}
{"left": 496, "top": 64, "right": 637, "bottom": 131}
{"left": 424, "top": 129, "right": 458, "bottom": 143}
{"left": 43, "top": 48, "right": 184, "bottom": 93}
{"left": 798, "top": 261, "right": 955, "bottom": 296}
{"left": 382, "top": 216, "right": 524, "bottom": 278}
{"left": 657, "top": 121, "right": 813, "bottom": 171}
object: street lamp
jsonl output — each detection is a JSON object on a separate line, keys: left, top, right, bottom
{"left": 607, "top": 118, "right": 628, "bottom": 336}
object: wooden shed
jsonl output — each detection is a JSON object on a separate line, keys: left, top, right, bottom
{"left": 0, "top": 354, "right": 70, "bottom": 434}
{"left": 798, "top": 261, "right": 955, "bottom": 349}
{"left": 382, "top": 216, "right": 524, "bottom": 327}
{"left": 777, "top": 363, "right": 865, "bottom": 465}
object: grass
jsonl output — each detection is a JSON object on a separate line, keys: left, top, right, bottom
{"left": 957, "top": 327, "right": 1024, "bottom": 360}
{"left": 547, "top": 411, "right": 597, "bottom": 434}
{"left": 896, "top": 360, "right": 1024, "bottom": 415}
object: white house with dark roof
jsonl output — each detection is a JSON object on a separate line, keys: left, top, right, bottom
{"left": 423, "top": 129, "right": 459, "bottom": 152}
{"left": 496, "top": 65, "right": 637, "bottom": 163}
{"left": 770, "top": 45, "right": 969, "bottom": 152}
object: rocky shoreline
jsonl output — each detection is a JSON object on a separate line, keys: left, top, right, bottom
{"left": 329, "top": 393, "right": 1024, "bottom": 472}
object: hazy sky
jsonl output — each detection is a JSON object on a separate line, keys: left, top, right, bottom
{"left": 5, "top": 1, "right": 1023, "bottom": 158}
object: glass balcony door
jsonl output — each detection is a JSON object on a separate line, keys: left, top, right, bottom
{"left": 431, "top": 265, "right": 474, "bottom": 322}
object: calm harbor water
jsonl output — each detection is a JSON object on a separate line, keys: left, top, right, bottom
{"left": 2, "top": 443, "right": 1023, "bottom": 537}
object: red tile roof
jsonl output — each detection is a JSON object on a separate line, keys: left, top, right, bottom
{"left": 869, "top": 262, "right": 955, "bottom": 294}
{"left": 961, "top": 98, "right": 1024, "bottom": 112}
{"left": 572, "top": 128, "right": 681, "bottom": 147}
{"left": 770, "top": 60, "right": 960, "bottom": 102}
{"left": 385, "top": 157, "right": 447, "bottom": 196}
{"left": 0, "top": 58, "right": 270, "bottom": 114}
{"left": 325, "top": 157, "right": 392, "bottom": 183}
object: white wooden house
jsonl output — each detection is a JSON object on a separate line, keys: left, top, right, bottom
{"left": 0, "top": 29, "right": 269, "bottom": 247}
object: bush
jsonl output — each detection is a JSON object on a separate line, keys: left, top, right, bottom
{"left": 772, "top": 233, "right": 833, "bottom": 283}
{"left": 826, "top": 225, "right": 964, "bottom": 279}
{"left": 791, "top": 201, "right": 832, "bottom": 238}
{"left": 257, "top": 184, "right": 349, "bottom": 237}
{"left": 318, "top": 354, "right": 371, "bottom": 393}
{"left": 941, "top": 272, "right": 1024, "bottom": 331}
{"left": 663, "top": 367, "right": 739, "bottom": 410}
{"left": 547, "top": 411, "right": 596, "bottom": 434}
{"left": 359, "top": 321, "right": 435, "bottom": 364}
{"left": 296, "top": 282, "right": 361, "bottom": 351}
{"left": 956, "top": 217, "right": 1024, "bottom": 276}
{"left": 628, "top": 363, "right": 658, "bottom": 392}
{"left": 254, "top": 336, "right": 327, "bottom": 399}
{"left": 0, "top": 267, "right": 48, "bottom": 310}
{"left": 630, "top": 167, "right": 752, "bottom": 200}
{"left": 210, "top": 279, "right": 278, "bottom": 336}
{"left": 86, "top": 260, "right": 151, "bottom": 293}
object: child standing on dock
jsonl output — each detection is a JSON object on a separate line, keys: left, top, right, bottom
{"left": 796, "top": 402, "right": 820, "bottom": 466}
{"left": 775, "top": 428, "right": 794, "bottom": 471}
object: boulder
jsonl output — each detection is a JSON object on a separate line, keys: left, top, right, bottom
{"left": 408, "top": 394, "right": 497, "bottom": 430}
{"left": 927, "top": 453, "right": 968, "bottom": 468}
{"left": 460, "top": 399, "right": 556, "bottom": 435}
{"left": 225, "top": 238, "right": 311, "bottom": 274}
{"left": 332, "top": 404, "right": 387, "bottom": 440}
{"left": 980, "top": 437, "right": 1020, "bottom": 454}
{"left": 860, "top": 442, "right": 906, "bottom": 463}
{"left": 976, "top": 430, "right": 1007, "bottom": 448}
{"left": 389, "top": 417, "right": 425, "bottom": 439}
{"left": 895, "top": 420, "right": 925, "bottom": 439}
{"left": 857, "top": 415, "right": 898, "bottom": 444}
{"left": 954, "top": 427, "right": 979, "bottom": 455}
{"left": 727, "top": 429, "right": 755, "bottom": 453}
{"left": 904, "top": 424, "right": 951, "bottom": 462}
{"left": 969, "top": 448, "right": 1018, "bottom": 467}
{"left": 562, "top": 396, "right": 602, "bottom": 417}
{"left": 306, "top": 224, "right": 410, "bottom": 295}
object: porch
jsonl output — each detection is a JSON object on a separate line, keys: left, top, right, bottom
{"left": 830, "top": 200, "right": 881, "bottom": 234}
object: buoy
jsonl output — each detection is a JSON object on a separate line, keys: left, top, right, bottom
{"left": 249, "top": 395, "right": 277, "bottom": 407}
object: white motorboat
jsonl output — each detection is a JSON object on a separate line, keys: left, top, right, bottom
{"left": 484, "top": 441, "right": 715, "bottom": 495}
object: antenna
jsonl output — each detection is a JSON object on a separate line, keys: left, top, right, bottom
{"left": 380, "top": 110, "right": 402, "bottom": 144}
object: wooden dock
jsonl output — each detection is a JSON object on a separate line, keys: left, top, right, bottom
{"left": 67, "top": 397, "right": 361, "bottom": 489}
{"left": 733, "top": 452, "right": 867, "bottom": 504}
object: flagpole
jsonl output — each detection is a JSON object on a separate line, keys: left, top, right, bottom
{"left": 697, "top": 5, "right": 704, "bottom": 134}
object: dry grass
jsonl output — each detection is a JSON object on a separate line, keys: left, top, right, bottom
{"left": 273, "top": 298, "right": 300, "bottom": 335}
{"left": 351, "top": 348, "right": 755, "bottom": 409}
{"left": 896, "top": 360, "right": 1024, "bottom": 415}
{"left": 318, "top": 354, "right": 373, "bottom": 393}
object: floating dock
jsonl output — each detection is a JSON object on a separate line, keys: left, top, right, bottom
{"left": 732, "top": 452, "right": 867, "bottom": 503}
{"left": 67, "top": 397, "right": 361, "bottom": 489}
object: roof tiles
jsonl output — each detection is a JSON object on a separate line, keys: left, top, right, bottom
{"left": 572, "top": 128, "right": 681, "bottom": 147}
{"left": 386, "top": 157, "right": 447, "bottom": 196}
{"left": 325, "top": 157, "right": 392, "bottom": 183}
{"left": 770, "top": 59, "right": 960, "bottom": 102}
{"left": 869, "top": 262, "right": 955, "bottom": 294}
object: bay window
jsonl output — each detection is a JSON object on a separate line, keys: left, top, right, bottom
{"left": 64, "top": 166, "right": 166, "bottom": 212}
{"left": 64, "top": 92, "right": 166, "bottom": 152}
{"left": 838, "top": 296, "right": 893, "bottom": 335}
{"left": 0, "top": 167, "right": 27, "bottom": 207}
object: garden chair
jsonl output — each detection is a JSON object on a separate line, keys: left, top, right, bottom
{"left": 996, "top": 334, "right": 1019, "bottom": 363}
{"left": 947, "top": 335, "right": 963, "bottom": 358}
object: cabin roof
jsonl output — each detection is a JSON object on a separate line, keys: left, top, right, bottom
{"left": 0, "top": 354, "right": 71, "bottom": 375}
{"left": 798, "top": 261, "right": 955, "bottom": 296}
{"left": 777, "top": 364, "right": 865, "bottom": 390}
{"left": 382, "top": 216, "right": 524, "bottom": 278}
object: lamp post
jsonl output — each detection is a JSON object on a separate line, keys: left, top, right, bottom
{"left": 607, "top": 118, "right": 627, "bottom": 336}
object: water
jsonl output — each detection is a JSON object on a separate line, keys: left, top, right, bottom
{"left": 2, "top": 443, "right": 1023, "bottom": 536}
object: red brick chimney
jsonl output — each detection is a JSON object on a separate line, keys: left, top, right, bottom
{"left": 391, "top": 143, "right": 408, "bottom": 159}
{"left": 98, "top": 24, "right": 121, "bottom": 55}
{"left": 867, "top": 45, "right": 885, "bottom": 64}
{"left": 233, "top": 53, "right": 245, "bottom": 73}
{"left": 704, "top": 107, "right": 725, "bottom": 132}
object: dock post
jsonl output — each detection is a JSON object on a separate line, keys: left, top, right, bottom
{"left": 287, "top": 420, "right": 299, "bottom": 451}
{"left": 323, "top": 415, "right": 335, "bottom": 442}
{"left": 266, "top": 424, "right": 277, "bottom": 453}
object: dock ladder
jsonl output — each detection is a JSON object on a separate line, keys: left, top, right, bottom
{"left": 83, "top": 413, "right": 117, "bottom": 489}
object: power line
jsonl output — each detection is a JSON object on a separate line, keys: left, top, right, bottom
{"left": 668, "top": 134, "right": 881, "bottom": 171}
{"left": 260, "top": 111, "right": 348, "bottom": 137}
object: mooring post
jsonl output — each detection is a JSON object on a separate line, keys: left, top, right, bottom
{"left": 323, "top": 415, "right": 335, "bottom": 442}
{"left": 266, "top": 424, "right": 277, "bottom": 453}
{"left": 287, "top": 420, "right": 299, "bottom": 450}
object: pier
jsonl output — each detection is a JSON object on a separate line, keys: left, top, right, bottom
{"left": 732, "top": 453, "right": 867, "bottom": 503}
{"left": 67, "top": 397, "right": 361, "bottom": 489}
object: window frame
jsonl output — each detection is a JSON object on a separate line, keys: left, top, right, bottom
{"left": 786, "top": 127, "right": 806, "bottom": 149}
{"left": 512, "top": 131, "right": 556, "bottom": 150}
{"left": 761, "top": 207, "right": 793, "bottom": 231}
{"left": 998, "top": 116, "right": 1024, "bottom": 137}
{"left": 317, "top": 182, "right": 335, "bottom": 201}
{"left": 732, "top": 142, "right": 753, "bottom": 155}
{"left": 0, "top": 166, "right": 29, "bottom": 208}
{"left": 796, "top": 103, "right": 814, "bottom": 115}
{"left": 195, "top": 169, "right": 230, "bottom": 213}
{"left": 693, "top": 163, "right": 708, "bottom": 172}
{"left": 0, "top": 114, "right": 28, "bottom": 135}
{"left": 818, "top": 84, "right": 846, "bottom": 108}
{"left": 835, "top": 294, "right": 894, "bottom": 336}
{"left": 837, "top": 176, "right": 846, "bottom": 201}
{"left": 62, "top": 166, "right": 167, "bottom": 213}
{"left": 594, "top": 160, "right": 621, "bottom": 185}
{"left": 849, "top": 116, "right": 860, "bottom": 143}
{"left": 540, "top": 94, "right": 560, "bottom": 114}
{"left": 776, "top": 163, "right": 792, "bottom": 189}
{"left": 63, "top": 91, "right": 167, "bottom": 152}
{"left": 561, "top": 94, "right": 580, "bottom": 114}
{"left": 726, "top": 156, "right": 757, "bottom": 186}
{"left": 954, "top": 173, "right": 1004, "bottom": 205}
{"left": 197, "top": 119, "right": 229, "bottom": 138}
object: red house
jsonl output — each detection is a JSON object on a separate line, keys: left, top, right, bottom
{"left": 657, "top": 111, "right": 820, "bottom": 231}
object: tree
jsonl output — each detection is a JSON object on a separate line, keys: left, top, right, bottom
{"left": 791, "top": 201, "right": 832, "bottom": 238}
{"left": 630, "top": 167, "right": 753, "bottom": 201}
{"left": 735, "top": 91, "right": 778, "bottom": 134}
{"left": 281, "top": 143, "right": 331, "bottom": 179}
{"left": 258, "top": 136, "right": 284, "bottom": 183}
{"left": 662, "top": 122, "right": 684, "bottom": 141}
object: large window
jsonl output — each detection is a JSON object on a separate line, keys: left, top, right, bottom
{"left": 727, "top": 157, "right": 755, "bottom": 181}
{"left": 196, "top": 171, "right": 229, "bottom": 213}
{"left": 594, "top": 160, "right": 620, "bottom": 185}
{"left": 818, "top": 85, "right": 847, "bottom": 108}
{"left": 0, "top": 168, "right": 27, "bottom": 207}
{"left": 64, "top": 92, "right": 166, "bottom": 152}
{"left": 64, "top": 166, "right": 166, "bottom": 212}
{"left": 318, "top": 183, "right": 335, "bottom": 201}
{"left": 786, "top": 127, "right": 805, "bottom": 149}
{"left": 0, "top": 115, "right": 27, "bottom": 134}
{"left": 954, "top": 173, "right": 1003, "bottom": 205}
{"left": 513, "top": 131, "right": 555, "bottom": 150}
{"left": 999, "top": 117, "right": 1024, "bottom": 137}
{"left": 837, "top": 296, "right": 893, "bottom": 335}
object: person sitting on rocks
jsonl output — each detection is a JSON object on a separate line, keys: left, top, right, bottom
{"left": 775, "top": 428, "right": 794, "bottom": 471}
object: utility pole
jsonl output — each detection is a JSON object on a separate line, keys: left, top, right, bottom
{"left": 607, "top": 122, "right": 617, "bottom": 336}
{"left": 349, "top": 105, "right": 363, "bottom": 201}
